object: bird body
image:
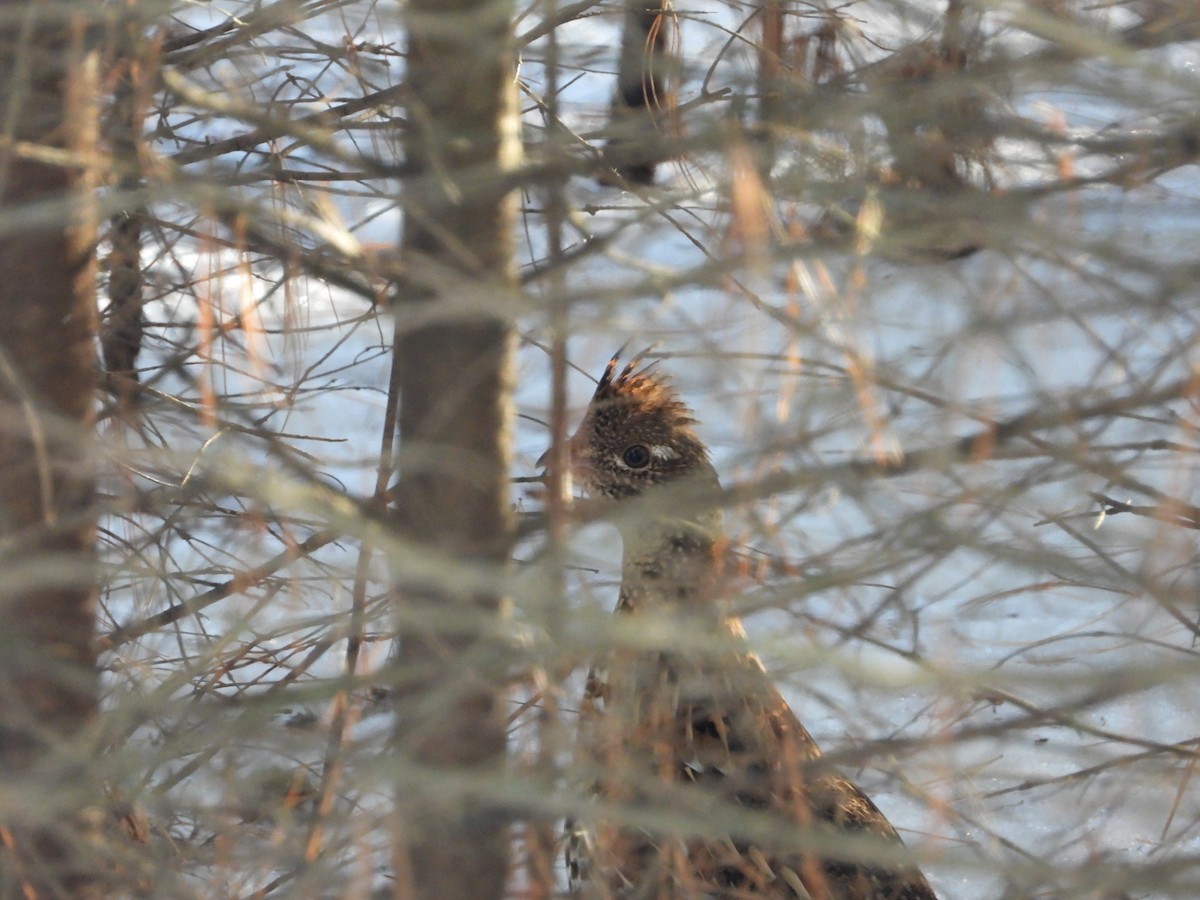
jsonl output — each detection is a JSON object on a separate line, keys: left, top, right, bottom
{"left": 556, "top": 357, "right": 937, "bottom": 900}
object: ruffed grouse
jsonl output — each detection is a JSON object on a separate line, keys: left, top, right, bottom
{"left": 550, "top": 356, "right": 937, "bottom": 900}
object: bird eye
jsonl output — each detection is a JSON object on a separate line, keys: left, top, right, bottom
{"left": 621, "top": 444, "right": 651, "bottom": 469}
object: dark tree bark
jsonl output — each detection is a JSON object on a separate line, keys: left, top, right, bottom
{"left": 599, "top": 1, "right": 679, "bottom": 185}
{"left": 102, "top": 23, "right": 153, "bottom": 396}
{"left": 391, "top": 1, "right": 519, "bottom": 897}
{"left": 0, "top": 4, "right": 104, "bottom": 897}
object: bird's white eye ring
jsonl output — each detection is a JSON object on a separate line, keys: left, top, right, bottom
{"left": 622, "top": 444, "right": 651, "bottom": 469}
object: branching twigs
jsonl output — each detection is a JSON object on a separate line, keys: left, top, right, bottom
{"left": 985, "top": 737, "right": 1200, "bottom": 801}
{"left": 82, "top": 1, "right": 1200, "bottom": 897}
{"left": 301, "top": 267, "right": 405, "bottom": 867}
{"left": 1089, "top": 491, "right": 1200, "bottom": 531}
{"left": 104, "top": 529, "right": 339, "bottom": 648}
{"left": 516, "top": 373, "right": 1200, "bottom": 540}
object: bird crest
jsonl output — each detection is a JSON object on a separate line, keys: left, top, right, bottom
{"left": 589, "top": 352, "right": 700, "bottom": 439}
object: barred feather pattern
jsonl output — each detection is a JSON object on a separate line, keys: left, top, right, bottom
{"left": 559, "top": 356, "right": 937, "bottom": 900}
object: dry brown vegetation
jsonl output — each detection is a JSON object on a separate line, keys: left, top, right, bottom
{"left": 1, "top": 0, "right": 1199, "bottom": 897}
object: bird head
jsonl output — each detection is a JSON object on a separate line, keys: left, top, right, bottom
{"left": 545, "top": 355, "right": 717, "bottom": 502}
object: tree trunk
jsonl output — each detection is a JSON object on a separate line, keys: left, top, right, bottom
{"left": 600, "top": 1, "right": 679, "bottom": 185}
{"left": 391, "top": 1, "right": 519, "bottom": 897}
{"left": 0, "top": 4, "right": 103, "bottom": 897}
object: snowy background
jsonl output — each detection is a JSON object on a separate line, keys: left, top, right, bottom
{"left": 96, "top": 1, "right": 1200, "bottom": 897}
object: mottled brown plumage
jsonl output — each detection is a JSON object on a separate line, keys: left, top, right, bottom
{"left": 555, "top": 355, "right": 937, "bottom": 900}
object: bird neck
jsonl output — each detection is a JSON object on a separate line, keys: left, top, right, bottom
{"left": 616, "top": 468, "right": 725, "bottom": 615}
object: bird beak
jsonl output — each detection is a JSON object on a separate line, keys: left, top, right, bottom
{"left": 537, "top": 426, "right": 582, "bottom": 472}
{"left": 537, "top": 430, "right": 589, "bottom": 496}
